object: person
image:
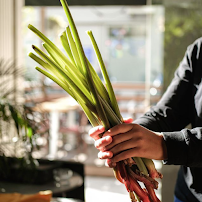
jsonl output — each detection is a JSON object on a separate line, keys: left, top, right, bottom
{"left": 89, "top": 37, "right": 202, "bottom": 202}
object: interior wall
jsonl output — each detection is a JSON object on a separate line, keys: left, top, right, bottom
{"left": 0, "top": 0, "right": 24, "bottom": 62}
{"left": 0, "top": 0, "right": 24, "bottom": 102}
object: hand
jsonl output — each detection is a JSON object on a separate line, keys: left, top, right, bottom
{"left": 89, "top": 121, "right": 167, "bottom": 167}
{"left": 88, "top": 118, "right": 133, "bottom": 167}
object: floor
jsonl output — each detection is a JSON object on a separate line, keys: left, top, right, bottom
{"left": 84, "top": 174, "right": 162, "bottom": 202}
{"left": 85, "top": 176, "right": 130, "bottom": 202}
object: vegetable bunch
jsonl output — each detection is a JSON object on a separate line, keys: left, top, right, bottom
{"left": 28, "top": 0, "right": 162, "bottom": 201}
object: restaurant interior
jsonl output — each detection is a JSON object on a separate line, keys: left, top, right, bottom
{"left": 0, "top": 0, "right": 202, "bottom": 202}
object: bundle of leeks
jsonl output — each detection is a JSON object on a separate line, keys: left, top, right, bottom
{"left": 28, "top": 0, "right": 162, "bottom": 201}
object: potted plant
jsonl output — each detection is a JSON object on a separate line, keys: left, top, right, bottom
{"left": 0, "top": 59, "right": 59, "bottom": 184}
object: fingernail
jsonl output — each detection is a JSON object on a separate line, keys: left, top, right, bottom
{"left": 98, "top": 126, "right": 104, "bottom": 130}
{"left": 105, "top": 136, "right": 111, "bottom": 141}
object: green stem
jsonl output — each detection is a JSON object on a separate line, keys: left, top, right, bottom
{"left": 142, "top": 158, "right": 162, "bottom": 179}
{"left": 66, "top": 26, "right": 83, "bottom": 72}
{"left": 43, "top": 42, "right": 65, "bottom": 67}
{"left": 78, "top": 100, "right": 100, "bottom": 127}
{"left": 87, "top": 59, "right": 110, "bottom": 104}
{"left": 59, "top": 31, "right": 76, "bottom": 66}
{"left": 29, "top": 52, "right": 65, "bottom": 82}
{"left": 36, "top": 66, "right": 99, "bottom": 127}
{"left": 32, "top": 45, "right": 95, "bottom": 112}
{"left": 42, "top": 42, "right": 91, "bottom": 99}
{"left": 28, "top": 24, "right": 81, "bottom": 78}
{"left": 29, "top": 52, "right": 52, "bottom": 70}
{"left": 87, "top": 30, "right": 122, "bottom": 121}
{"left": 133, "top": 157, "right": 148, "bottom": 176}
{"left": 35, "top": 67, "right": 75, "bottom": 99}
{"left": 99, "top": 96, "right": 122, "bottom": 127}
{"left": 60, "top": 0, "right": 110, "bottom": 130}
{"left": 28, "top": 24, "right": 69, "bottom": 64}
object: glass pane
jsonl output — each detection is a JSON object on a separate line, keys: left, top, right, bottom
{"left": 23, "top": 6, "right": 164, "bottom": 84}
{"left": 106, "top": 24, "right": 146, "bottom": 82}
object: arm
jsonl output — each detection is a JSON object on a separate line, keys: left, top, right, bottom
{"left": 134, "top": 44, "right": 195, "bottom": 132}
{"left": 89, "top": 38, "right": 202, "bottom": 167}
{"left": 134, "top": 38, "right": 202, "bottom": 167}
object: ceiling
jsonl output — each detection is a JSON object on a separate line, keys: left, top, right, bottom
{"left": 25, "top": 0, "right": 148, "bottom": 6}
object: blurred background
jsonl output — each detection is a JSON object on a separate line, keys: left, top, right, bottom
{"left": 0, "top": 0, "right": 202, "bottom": 202}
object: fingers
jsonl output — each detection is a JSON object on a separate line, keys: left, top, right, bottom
{"left": 89, "top": 120, "right": 134, "bottom": 141}
{"left": 109, "top": 139, "right": 136, "bottom": 156}
{"left": 89, "top": 125, "right": 105, "bottom": 140}
{"left": 104, "top": 131, "right": 133, "bottom": 151}
{"left": 109, "top": 148, "right": 141, "bottom": 163}
{"left": 98, "top": 150, "right": 113, "bottom": 159}
{"left": 103, "top": 123, "right": 134, "bottom": 138}
{"left": 98, "top": 137, "right": 139, "bottom": 161}
{"left": 105, "top": 159, "right": 116, "bottom": 168}
{"left": 94, "top": 136, "right": 112, "bottom": 151}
